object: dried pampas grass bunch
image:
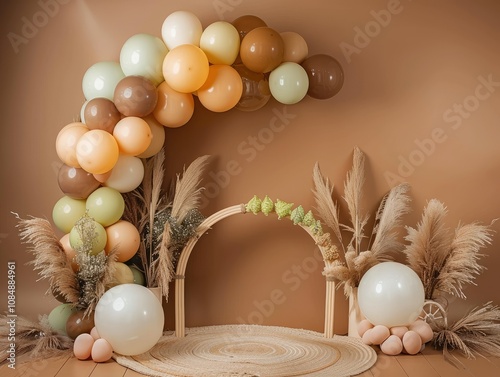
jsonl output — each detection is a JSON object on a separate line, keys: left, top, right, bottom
{"left": 14, "top": 215, "right": 80, "bottom": 304}
{"left": 403, "top": 199, "right": 495, "bottom": 300}
{"left": 433, "top": 302, "right": 500, "bottom": 364}
{"left": 0, "top": 314, "right": 72, "bottom": 364}
{"left": 123, "top": 150, "right": 210, "bottom": 300}
{"left": 312, "top": 147, "right": 411, "bottom": 295}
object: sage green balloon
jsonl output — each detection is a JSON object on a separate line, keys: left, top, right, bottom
{"left": 269, "top": 62, "right": 309, "bottom": 105}
{"left": 48, "top": 303, "right": 79, "bottom": 336}
{"left": 85, "top": 187, "right": 125, "bottom": 227}
{"left": 69, "top": 218, "right": 107, "bottom": 255}
{"left": 52, "top": 196, "right": 87, "bottom": 233}
{"left": 129, "top": 266, "right": 146, "bottom": 286}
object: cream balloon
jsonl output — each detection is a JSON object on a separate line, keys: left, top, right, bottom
{"left": 358, "top": 262, "right": 425, "bottom": 328}
{"left": 94, "top": 284, "right": 164, "bottom": 356}
{"left": 200, "top": 21, "right": 240, "bottom": 65}
{"left": 104, "top": 155, "right": 144, "bottom": 193}
{"left": 161, "top": 10, "right": 203, "bottom": 49}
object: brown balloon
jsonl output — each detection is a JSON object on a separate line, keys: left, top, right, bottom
{"left": 113, "top": 75, "right": 158, "bottom": 117}
{"left": 240, "top": 27, "right": 284, "bottom": 73}
{"left": 301, "top": 54, "right": 344, "bottom": 100}
{"left": 232, "top": 15, "right": 267, "bottom": 41}
{"left": 66, "top": 310, "right": 95, "bottom": 340}
{"left": 58, "top": 164, "right": 101, "bottom": 199}
{"left": 84, "top": 97, "right": 121, "bottom": 133}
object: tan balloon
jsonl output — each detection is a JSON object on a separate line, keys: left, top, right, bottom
{"left": 280, "top": 31, "right": 308, "bottom": 63}
{"left": 137, "top": 115, "right": 166, "bottom": 158}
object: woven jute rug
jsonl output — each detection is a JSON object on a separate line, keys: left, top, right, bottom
{"left": 114, "top": 325, "right": 377, "bottom": 377}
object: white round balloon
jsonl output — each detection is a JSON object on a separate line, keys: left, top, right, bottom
{"left": 82, "top": 61, "right": 125, "bottom": 101}
{"left": 94, "top": 284, "right": 164, "bottom": 356}
{"left": 161, "top": 10, "right": 203, "bottom": 49}
{"left": 104, "top": 155, "right": 145, "bottom": 193}
{"left": 120, "top": 33, "right": 168, "bottom": 86}
{"left": 358, "top": 262, "right": 425, "bottom": 327}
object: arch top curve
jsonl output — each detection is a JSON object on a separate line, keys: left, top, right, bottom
{"left": 174, "top": 201, "right": 337, "bottom": 338}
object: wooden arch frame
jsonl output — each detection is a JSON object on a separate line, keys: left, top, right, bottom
{"left": 174, "top": 204, "right": 336, "bottom": 338}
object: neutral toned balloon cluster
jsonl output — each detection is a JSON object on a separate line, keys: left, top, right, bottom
{"left": 48, "top": 10, "right": 345, "bottom": 362}
{"left": 52, "top": 9, "right": 346, "bottom": 297}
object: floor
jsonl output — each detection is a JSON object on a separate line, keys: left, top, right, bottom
{"left": 1, "top": 346, "right": 499, "bottom": 377}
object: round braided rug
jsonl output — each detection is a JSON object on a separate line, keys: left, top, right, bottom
{"left": 114, "top": 325, "right": 377, "bottom": 377}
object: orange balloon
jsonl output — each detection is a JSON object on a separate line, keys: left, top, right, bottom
{"left": 240, "top": 27, "right": 284, "bottom": 73}
{"left": 162, "top": 44, "right": 209, "bottom": 93}
{"left": 153, "top": 81, "right": 195, "bottom": 128}
{"left": 104, "top": 220, "right": 140, "bottom": 262}
{"left": 112, "top": 117, "right": 152, "bottom": 156}
{"left": 55, "top": 122, "right": 89, "bottom": 168}
{"left": 60, "top": 233, "right": 79, "bottom": 272}
{"left": 76, "top": 130, "right": 119, "bottom": 174}
{"left": 197, "top": 65, "right": 243, "bottom": 112}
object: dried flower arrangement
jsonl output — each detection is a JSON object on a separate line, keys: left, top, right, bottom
{"left": 402, "top": 199, "right": 499, "bottom": 363}
{"left": 4, "top": 151, "right": 210, "bottom": 362}
{"left": 311, "top": 146, "right": 412, "bottom": 296}
{"left": 308, "top": 147, "right": 500, "bottom": 362}
{"left": 122, "top": 150, "right": 209, "bottom": 299}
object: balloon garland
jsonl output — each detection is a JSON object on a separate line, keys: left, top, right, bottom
{"left": 49, "top": 10, "right": 345, "bottom": 362}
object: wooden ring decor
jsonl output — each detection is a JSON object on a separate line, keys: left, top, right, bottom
{"left": 174, "top": 196, "right": 339, "bottom": 338}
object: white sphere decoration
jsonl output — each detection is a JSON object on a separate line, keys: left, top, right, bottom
{"left": 161, "top": 10, "right": 203, "bottom": 49}
{"left": 357, "top": 262, "right": 425, "bottom": 327}
{"left": 94, "top": 284, "right": 164, "bottom": 356}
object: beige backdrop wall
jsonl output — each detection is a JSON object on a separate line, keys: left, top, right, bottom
{"left": 1, "top": 0, "right": 499, "bottom": 335}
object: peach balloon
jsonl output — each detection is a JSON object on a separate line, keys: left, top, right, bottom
{"left": 91, "top": 338, "right": 114, "bottom": 363}
{"left": 113, "top": 117, "right": 152, "bottom": 156}
{"left": 55, "top": 122, "right": 89, "bottom": 168}
{"left": 197, "top": 65, "right": 243, "bottom": 112}
{"left": 60, "top": 233, "right": 79, "bottom": 272}
{"left": 162, "top": 44, "right": 209, "bottom": 93}
{"left": 380, "top": 335, "right": 404, "bottom": 356}
{"left": 402, "top": 330, "right": 422, "bottom": 355}
{"left": 93, "top": 170, "right": 112, "bottom": 183}
{"left": 105, "top": 220, "right": 140, "bottom": 262}
{"left": 137, "top": 115, "right": 166, "bottom": 157}
{"left": 153, "top": 81, "right": 195, "bottom": 128}
{"left": 76, "top": 130, "right": 119, "bottom": 174}
{"left": 73, "top": 333, "right": 94, "bottom": 360}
